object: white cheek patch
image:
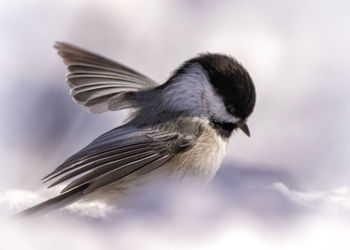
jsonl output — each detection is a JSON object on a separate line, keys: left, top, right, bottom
{"left": 162, "top": 63, "right": 239, "bottom": 123}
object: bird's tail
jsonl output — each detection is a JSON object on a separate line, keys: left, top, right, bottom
{"left": 15, "top": 183, "right": 90, "bottom": 217}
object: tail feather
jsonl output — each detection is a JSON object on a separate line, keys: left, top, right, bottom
{"left": 15, "top": 183, "right": 90, "bottom": 217}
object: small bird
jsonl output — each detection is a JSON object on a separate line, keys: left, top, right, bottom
{"left": 18, "top": 42, "right": 256, "bottom": 216}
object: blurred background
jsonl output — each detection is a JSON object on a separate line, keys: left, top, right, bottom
{"left": 1, "top": 0, "right": 350, "bottom": 249}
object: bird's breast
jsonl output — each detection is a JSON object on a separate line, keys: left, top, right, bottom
{"left": 168, "top": 122, "right": 228, "bottom": 183}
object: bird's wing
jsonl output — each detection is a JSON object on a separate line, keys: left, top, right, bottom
{"left": 54, "top": 42, "right": 158, "bottom": 114}
{"left": 42, "top": 126, "right": 198, "bottom": 195}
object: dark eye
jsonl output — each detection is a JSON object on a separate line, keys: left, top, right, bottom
{"left": 227, "top": 106, "right": 235, "bottom": 114}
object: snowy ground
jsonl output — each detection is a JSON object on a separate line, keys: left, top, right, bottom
{"left": 1, "top": 167, "right": 350, "bottom": 250}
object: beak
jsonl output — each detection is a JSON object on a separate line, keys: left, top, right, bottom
{"left": 237, "top": 121, "right": 250, "bottom": 137}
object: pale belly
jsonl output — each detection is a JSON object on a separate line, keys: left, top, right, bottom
{"left": 167, "top": 129, "right": 227, "bottom": 183}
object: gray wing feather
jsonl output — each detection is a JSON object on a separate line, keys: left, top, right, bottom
{"left": 54, "top": 42, "right": 158, "bottom": 113}
{"left": 43, "top": 131, "right": 152, "bottom": 179}
{"left": 83, "top": 153, "right": 166, "bottom": 194}
{"left": 60, "top": 151, "right": 159, "bottom": 193}
{"left": 42, "top": 126, "right": 197, "bottom": 195}
{"left": 46, "top": 146, "right": 153, "bottom": 186}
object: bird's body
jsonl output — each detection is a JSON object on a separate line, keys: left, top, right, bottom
{"left": 85, "top": 117, "right": 227, "bottom": 206}
{"left": 17, "top": 42, "right": 255, "bottom": 216}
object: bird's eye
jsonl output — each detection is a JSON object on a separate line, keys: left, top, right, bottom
{"left": 227, "top": 106, "right": 235, "bottom": 114}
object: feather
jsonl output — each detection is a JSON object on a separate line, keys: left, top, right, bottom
{"left": 44, "top": 145, "right": 151, "bottom": 183}
{"left": 22, "top": 121, "right": 201, "bottom": 216}
{"left": 60, "top": 151, "right": 159, "bottom": 193}
{"left": 42, "top": 136, "right": 151, "bottom": 180}
{"left": 43, "top": 126, "right": 198, "bottom": 194}
{"left": 83, "top": 153, "right": 161, "bottom": 194}
{"left": 54, "top": 42, "right": 158, "bottom": 113}
{"left": 15, "top": 183, "right": 90, "bottom": 217}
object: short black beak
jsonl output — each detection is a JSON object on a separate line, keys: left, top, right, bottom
{"left": 237, "top": 121, "right": 250, "bottom": 137}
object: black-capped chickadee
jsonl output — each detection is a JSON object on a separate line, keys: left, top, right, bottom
{"left": 18, "top": 42, "right": 256, "bottom": 216}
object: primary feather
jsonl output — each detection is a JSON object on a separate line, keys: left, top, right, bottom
{"left": 43, "top": 126, "right": 196, "bottom": 194}
{"left": 54, "top": 42, "right": 158, "bottom": 113}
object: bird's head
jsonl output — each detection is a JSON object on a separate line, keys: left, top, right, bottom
{"left": 163, "top": 53, "right": 256, "bottom": 138}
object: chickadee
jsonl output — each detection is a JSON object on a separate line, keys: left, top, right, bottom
{"left": 18, "top": 42, "right": 256, "bottom": 216}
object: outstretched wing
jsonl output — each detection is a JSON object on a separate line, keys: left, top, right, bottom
{"left": 42, "top": 126, "right": 197, "bottom": 195}
{"left": 54, "top": 42, "right": 158, "bottom": 114}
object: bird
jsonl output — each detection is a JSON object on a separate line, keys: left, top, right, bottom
{"left": 17, "top": 42, "right": 256, "bottom": 216}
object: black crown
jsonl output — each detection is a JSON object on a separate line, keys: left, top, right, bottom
{"left": 171, "top": 53, "right": 256, "bottom": 119}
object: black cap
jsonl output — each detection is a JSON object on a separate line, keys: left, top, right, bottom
{"left": 193, "top": 53, "right": 256, "bottom": 120}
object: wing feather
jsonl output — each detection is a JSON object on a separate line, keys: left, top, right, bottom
{"left": 44, "top": 145, "right": 151, "bottom": 183}
{"left": 61, "top": 151, "right": 159, "bottom": 193}
{"left": 54, "top": 42, "right": 158, "bottom": 113}
{"left": 43, "top": 134, "right": 151, "bottom": 180}
{"left": 43, "top": 126, "right": 198, "bottom": 196}
{"left": 67, "top": 63, "right": 150, "bottom": 79}
{"left": 83, "top": 153, "right": 163, "bottom": 194}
